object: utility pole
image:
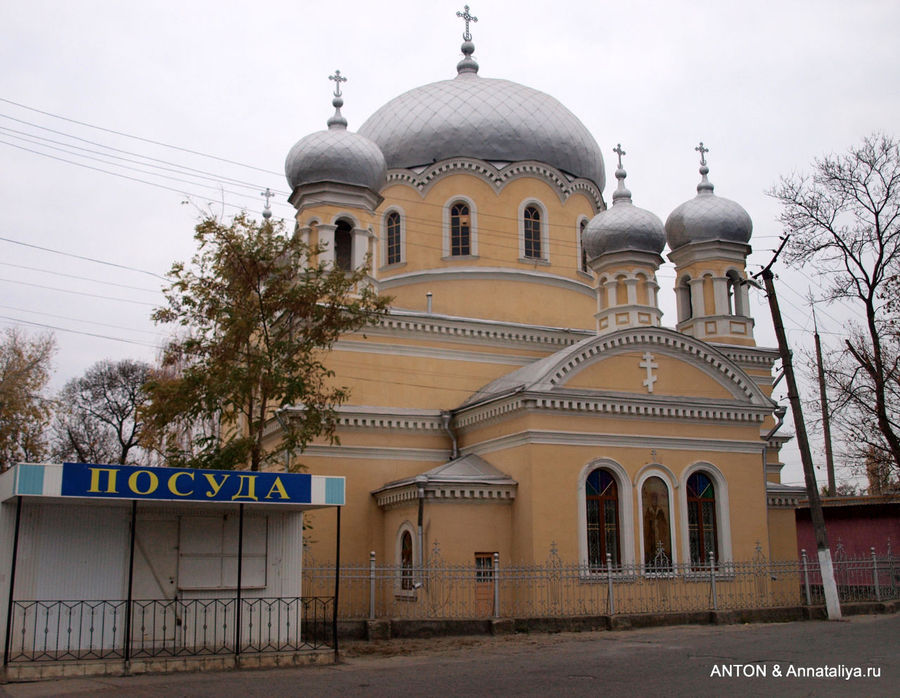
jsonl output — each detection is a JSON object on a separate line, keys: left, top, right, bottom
{"left": 812, "top": 304, "right": 836, "bottom": 497}
{"left": 756, "top": 237, "right": 841, "bottom": 620}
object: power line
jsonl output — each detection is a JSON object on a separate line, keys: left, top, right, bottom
{"left": 0, "top": 277, "right": 158, "bottom": 306}
{"left": 0, "top": 97, "right": 284, "bottom": 177}
{"left": 0, "top": 234, "right": 167, "bottom": 280}
{"left": 0, "top": 261, "right": 162, "bottom": 293}
{"left": 0, "top": 315, "right": 158, "bottom": 348}
{"left": 0, "top": 303, "right": 164, "bottom": 338}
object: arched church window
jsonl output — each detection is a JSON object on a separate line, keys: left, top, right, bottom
{"left": 524, "top": 206, "right": 542, "bottom": 259}
{"left": 642, "top": 476, "right": 671, "bottom": 569}
{"left": 678, "top": 276, "right": 693, "bottom": 322}
{"left": 335, "top": 219, "right": 353, "bottom": 271}
{"left": 586, "top": 468, "right": 620, "bottom": 568}
{"left": 450, "top": 202, "right": 471, "bottom": 256}
{"left": 687, "top": 472, "right": 718, "bottom": 566}
{"left": 400, "top": 530, "right": 413, "bottom": 590}
{"left": 386, "top": 211, "right": 402, "bottom": 265}
{"left": 580, "top": 219, "right": 589, "bottom": 272}
{"left": 726, "top": 270, "right": 744, "bottom": 316}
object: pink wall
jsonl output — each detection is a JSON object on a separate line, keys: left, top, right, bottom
{"left": 796, "top": 500, "right": 900, "bottom": 559}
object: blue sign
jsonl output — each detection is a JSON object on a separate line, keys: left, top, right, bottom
{"left": 60, "top": 463, "right": 312, "bottom": 505}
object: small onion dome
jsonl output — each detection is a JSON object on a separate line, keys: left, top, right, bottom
{"left": 285, "top": 91, "right": 387, "bottom": 193}
{"left": 665, "top": 157, "right": 752, "bottom": 251}
{"left": 583, "top": 152, "right": 664, "bottom": 259}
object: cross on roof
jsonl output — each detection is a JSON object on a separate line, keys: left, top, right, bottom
{"left": 695, "top": 141, "right": 709, "bottom": 166}
{"left": 613, "top": 143, "right": 626, "bottom": 169}
{"left": 456, "top": 5, "right": 478, "bottom": 41}
{"left": 329, "top": 70, "right": 347, "bottom": 97}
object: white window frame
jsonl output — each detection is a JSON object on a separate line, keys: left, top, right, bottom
{"left": 576, "top": 459, "right": 635, "bottom": 569}
{"left": 442, "top": 196, "right": 478, "bottom": 258}
{"left": 395, "top": 521, "right": 418, "bottom": 597}
{"left": 381, "top": 206, "right": 406, "bottom": 268}
{"left": 679, "top": 462, "right": 733, "bottom": 565}
{"left": 518, "top": 199, "right": 549, "bottom": 263}
{"left": 635, "top": 465, "right": 679, "bottom": 569}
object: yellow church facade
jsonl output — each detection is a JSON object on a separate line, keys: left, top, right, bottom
{"left": 272, "top": 25, "right": 799, "bottom": 572}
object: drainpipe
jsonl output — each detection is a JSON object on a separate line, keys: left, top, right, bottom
{"left": 415, "top": 475, "right": 427, "bottom": 581}
{"left": 440, "top": 411, "right": 459, "bottom": 460}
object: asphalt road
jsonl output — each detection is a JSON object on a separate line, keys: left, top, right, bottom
{"left": 2, "top": 614, "right": 898, "bottom": 697}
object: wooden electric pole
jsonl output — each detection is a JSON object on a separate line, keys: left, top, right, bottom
{"left": 812, "top": 305, "right": 837, "bottom": 497}
{"left": 756, "top": 237, "right": 841, "bottom": 619}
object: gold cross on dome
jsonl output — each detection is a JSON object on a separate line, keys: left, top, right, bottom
{"left": 695, "top": 141, "right": 709, "bottom": 167}
{"left": 456, "top": 5, "right": 478, "bottom": 41}
{"left": 329, "top": 70, "right": 347, "bottom": 97}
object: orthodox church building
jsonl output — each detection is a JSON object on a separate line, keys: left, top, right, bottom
{"left": 274, "top": 17, "right": 798, "bottom": 570}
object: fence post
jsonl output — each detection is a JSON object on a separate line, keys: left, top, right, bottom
{"left": 369, "top": 551, "right": 376, "bottom": 620}
{"left": 492, "top": 552, "right": 500, "bottom": 619}
{"left": 871, "top": 547, "right": 881, "bottom": 603}
{"left": 709, "top": 551, "right": 718, "bottom": 610}
{"left": 606, "top": 553, "right": 615, "bottom": 616}
{"left": 801, "top": 549, "right": 811, "bottom": 606}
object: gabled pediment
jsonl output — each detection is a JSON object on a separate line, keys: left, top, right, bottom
{"left": 463, "top": 327, "right": 772, "bottom": 409}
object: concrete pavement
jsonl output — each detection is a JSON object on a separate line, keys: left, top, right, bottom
{"left": 2, "top": 613, "right": 897, "bottom": 697}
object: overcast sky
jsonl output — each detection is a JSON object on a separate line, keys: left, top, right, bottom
{"left": 2, "top": 0, "right": 898, "bottom": 486}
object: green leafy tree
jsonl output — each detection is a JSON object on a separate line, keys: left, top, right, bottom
{"left": 52, "top": 359, "right": 151, "bottom": 465}
{"left": 0, "top": 328, "right": 55, "bottom": 468}
{"left": 145, "top": 213, "right": 389, "bottom": 471}
{"left": 770, "top": 133, "right": 900, "bottom": 475}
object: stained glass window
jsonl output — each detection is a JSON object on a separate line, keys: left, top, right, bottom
{"left": 687, "top": 472, "right": 718, "bottom": 566}
{"left": 586, "top": 468, "right": 619, "bottom": 568}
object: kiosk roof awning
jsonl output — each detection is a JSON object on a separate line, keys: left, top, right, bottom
{"left": 0, "top": 463, "right": 344, "bottom": 511}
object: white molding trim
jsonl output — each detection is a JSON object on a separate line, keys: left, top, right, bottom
{"left": 442, "top": 195, "right": 478, "bottom": 258}
{"left": 678, "top": 462, "right": 733, "bottom": 563}
{"left": 465, "top": 430, "right": 768, "bottom": 456}
{"left": 377, "top": 267, "right": 595, "bottom": 298}
{"left": 576, "top": 459, "right": 635, "bottom": 567}
{"left": 384, "top": 157, "right": 604, "bottom": 210}
{"left": 635, "top": 468, "right": 679, "bottom": 566}
{"left": 298, "top": 445, "right": 448, "bottom": 461}
{"left": 332, "top": 338, "right": 538, "bottom": 366}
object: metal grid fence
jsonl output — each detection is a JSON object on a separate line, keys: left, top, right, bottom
{"left": 6, "top": 596, "right": 334, "bottom": 663}
{"left": 303, "top": 542, "right": 899, "bottom": 621}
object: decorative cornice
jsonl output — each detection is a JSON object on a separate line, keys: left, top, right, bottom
{"left": 360, "top": 310, "right": 591, "bottom": 350}
{"left": 464, "top": 429, "right": 769, "bottom": 455}
{"left": 455, "top": 392, "right": 771, "bottom": 431}
{"left": 385, "top": 157, "right": 604, "bottom": 210}
{"left": 767, "top": 492, "right": 804, "bottom": 508}
{"left": 297, "top": 445, "right": 448, "bottom": 461}
{"left": 373, "top": 482, "right": 517, "bottom": 509}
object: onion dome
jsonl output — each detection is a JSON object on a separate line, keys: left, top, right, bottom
{"left": 583, "top": 145, "right": 664, "bottom": 259}
{"left": 665, "top": 143, "right": 752, "bottom": 250}
{"left": 357, "top": 35, "right": 605, "bottom": 190}
{"left": 285, "top": 71, "right": 387, "bottom": 193}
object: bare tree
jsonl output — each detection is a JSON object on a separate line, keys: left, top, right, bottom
{"left": 770, "top": 133, "right": 900, "bottom": 475}
{"left": 52, "top": 359, "right": 151, "bottom": 465}
{"left": 0, "top": 328, "right": 55, "bottom": 468}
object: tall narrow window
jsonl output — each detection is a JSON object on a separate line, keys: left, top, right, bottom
{"left": 586, "top": 468, "right": 620, "bottom": 568}
{"left": 642, "top": 476, "right": 671, "bottom": 569}
{"left": 580, "top": 219, "right": 589, "bottom": 272}
{"left": 687, "top": 472, "right": 718, "bottom": 566}
{"left": 335, "top": 220, "right": 353, "bottom": 271}
{"left": 523, "top": 205, "right": 542, "bottom": 259}
{"left": 386, "top": 211, "right": 402, "bottom": 265}
{"left": 450, "top": 202, "right": 471, "bottom": 256}
{"left": 400, "top": 530, "right": 413, "bottom": 590}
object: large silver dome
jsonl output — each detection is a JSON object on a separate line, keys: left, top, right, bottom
{"left": 285, "top": 94, "right": 387, "bottom": 193}
{"left": 584, "top": 156, "right": 664, "bottom": 259}
{"left": 358, "top": 57, "right": 605, "bottom": 190}
{"left": 665, "top": 163, "right": 752, "bottom": 250}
